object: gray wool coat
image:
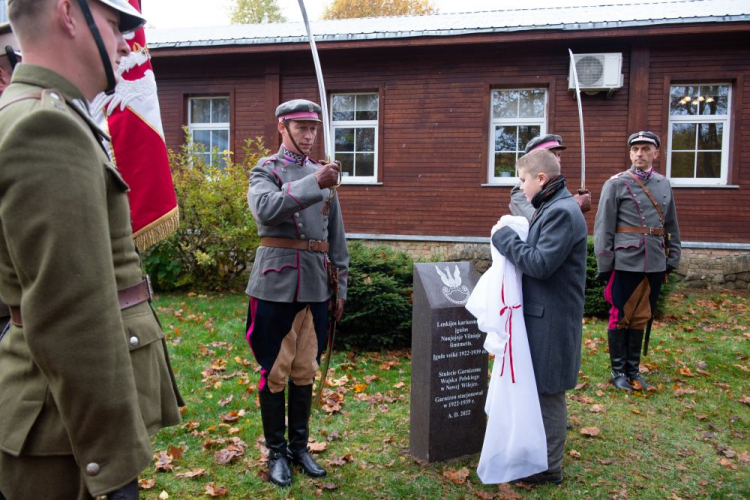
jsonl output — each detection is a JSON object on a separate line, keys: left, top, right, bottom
{"left": 246, "top": 148, "right": 349, "bottom": 303}
{"left": 492, "top": 188, "right": 588, "bottom": 394}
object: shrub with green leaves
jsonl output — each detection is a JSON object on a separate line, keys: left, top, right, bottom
{"left": 143, "top": 134, "right": 266, "bottom": 291}
{"left": 338, "top": 241, "right": 414, "bottom": 350}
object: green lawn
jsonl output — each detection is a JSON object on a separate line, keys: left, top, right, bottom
{"left": 141, "top": 288, "right": 749, "bottom": 499}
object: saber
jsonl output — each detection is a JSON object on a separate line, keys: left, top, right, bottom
{"left": 568, "top": 49, "right": 586, "bottom": 191}
{"left": 298, "top": 0, "right": 332, "bottom": 161}
{"left": 297, "top": 0, "right": 339, "bottom": 405}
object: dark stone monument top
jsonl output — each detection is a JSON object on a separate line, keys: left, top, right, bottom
{"left": 410, "top": 262, "right": 487, "bottom": 463}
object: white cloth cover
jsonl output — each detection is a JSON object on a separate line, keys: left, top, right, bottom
{"left": 465, "top": 215, "right": 548, "bottom": 484}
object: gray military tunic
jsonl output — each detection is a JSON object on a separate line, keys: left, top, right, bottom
{"left": 594, "top": 166, "right": 681, "bottom": 274}
{"left": 246, "top": 147, "right": 349, "bottom": 302}
{"left": 509, "top": 182, "right": 534, "bottom": 221}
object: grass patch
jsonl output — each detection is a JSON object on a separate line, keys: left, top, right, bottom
{"left": 141, "top": 288, "right": 749, "bottom": 498}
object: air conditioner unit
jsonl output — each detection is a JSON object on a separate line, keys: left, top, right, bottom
{"left": 568, "top": 53, "right": 623, "bottom": 92}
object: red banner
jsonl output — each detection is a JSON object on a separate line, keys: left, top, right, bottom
{"left": 92, "top": 0, "right": 178, "bottom": 251}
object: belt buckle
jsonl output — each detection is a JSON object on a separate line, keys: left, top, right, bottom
{"left": 145, "top": 275, "right": 154, "bottom": 302}
{"left": 649, "top": 227, "right": 658, "bottom": 235}
{"left": 308, "top": 240, "right": 315, "bottom": 251}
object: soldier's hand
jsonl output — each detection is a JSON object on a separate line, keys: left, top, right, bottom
{"left": 574, "top": 190, "right": 592, "bottom": 213}
{"left": 331, "top": 298, "right": 345, "bottom": 322}
{"left": 315, "top": 161, "right": 341, "bottom": 189}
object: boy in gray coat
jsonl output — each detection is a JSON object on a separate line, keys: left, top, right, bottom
{"left": 492, "top": 149, "right": 588, "bottom": 484}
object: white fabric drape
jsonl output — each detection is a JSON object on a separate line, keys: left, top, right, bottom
{"left": 465, "top": 215, "right": 548, "bottom": 484}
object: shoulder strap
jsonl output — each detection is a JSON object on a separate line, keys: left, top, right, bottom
{"left": 626, "top": 170, "right": 665, "bottom": 224}
{"left": 0, "top": 92, "right": 42, "bottom": 112}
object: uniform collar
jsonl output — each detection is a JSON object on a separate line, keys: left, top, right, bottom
{"left": 10, "top": 63, "right": 87, "bottom": 103}
{"left": 279, "top": 145, "right": 308, "bottom": 167}
{"left": 629, "top": 165, "right": 654, "bottom": 181}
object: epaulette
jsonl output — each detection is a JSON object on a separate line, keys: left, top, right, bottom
{"left": 40, "top": 89, "right": 68, "bottom": 112}
{"left": 609, "top": 171, "right": 627, "bottom": 180}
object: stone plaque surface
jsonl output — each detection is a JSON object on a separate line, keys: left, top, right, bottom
{"left": 410, "top": 262, "right": 487, "bottom": 463}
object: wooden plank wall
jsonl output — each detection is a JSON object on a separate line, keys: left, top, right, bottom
{"left": 152, "top": 31, "right": 750, "bottom": 243}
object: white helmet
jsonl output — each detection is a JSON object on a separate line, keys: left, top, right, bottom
{"left": 96, "top": 0, "right": 147, "bottom": 34}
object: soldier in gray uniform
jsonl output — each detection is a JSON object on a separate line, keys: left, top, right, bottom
{"left": 594, "top": 131, "right": 681, "bottom": 391}
{"left": 509, "top": 134, "right": 591, "bottom": 219}
{"left": 245, "top": 99, "right": 349, "bottom": 486}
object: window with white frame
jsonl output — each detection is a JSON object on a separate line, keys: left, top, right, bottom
{"left": 331, "top": 93, "right": 378, "bottom": 183}
{"left": 188, "top": 96, "right": 230, "bottom": 168}
{"left": 489, "top": 88, "right": 547, "bottom": 183}
{"left": 667, "top": 84, "right": 731, "bottom": 185}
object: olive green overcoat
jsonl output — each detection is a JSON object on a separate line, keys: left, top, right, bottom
{"left": 0, "top": 64, "right": 182, "bottom": 497}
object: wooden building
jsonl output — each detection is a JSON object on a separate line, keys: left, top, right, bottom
{"left": 147, "top": 0, "right": 750, "bottom": 268}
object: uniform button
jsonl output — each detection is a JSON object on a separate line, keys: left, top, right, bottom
{"left": 298, "top": 222, "right": 304, "bottom": 228}
{"left": 50, "top": 92, "right": 60, "bottom": 101}
{"left": 294, "top": 212, "right": 300, "bottom": 217}
{"left": 86, "top": 463, "right": 101, "bottom": 476}
{"left": 301, "top": 234, "right": 306, "bottom": 239}
{"left": 129, "top": 336, "right": 139, "bottom": 347}
{"left": 282, "top": 168, "right": 287, "bottom": 173}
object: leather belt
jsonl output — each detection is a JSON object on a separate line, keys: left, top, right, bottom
{"left": 260, "top": 237, "right": 329, "bottom": 253}
{"left": 7, "top": 277, "right": 153, "bottom": 328}
{"left": 617, "top": 226, "right": 665, "bottom": 236}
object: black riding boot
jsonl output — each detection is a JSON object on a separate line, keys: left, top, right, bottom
{"left": 259, "top": 389, "right": 292, "bottom": 486}
{"left": 608, "top": 329, "right": 633, "bottom": 391}
{"left": 626, "top": 329, "right": 653, "bottom": 390}
{"left": 288, "top": 382, "right": 326, "bottom": 477}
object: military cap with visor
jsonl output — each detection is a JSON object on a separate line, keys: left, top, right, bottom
{"left": 627, "top": 131, "right": 660, "bottom": 148}
{"left": 524, "top": 134, "right": 566, "bottom": 154}
{"left": 276, "top": 99, "right": 323, "bottom": 123}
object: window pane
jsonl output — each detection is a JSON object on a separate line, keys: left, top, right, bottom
{"left": 332, "top": 95, "right": 355, "bottom": 121}
{"left": 671, "top": 123, "right": 696, "bottom": 150}
{"left": 191, "top": 99, "right": 211, "bottom": 123}
{"left": 355, "top": 153, "right": 375, "bottom": 177}
{"left": 519, "top": 89, "right": 545, "bottom": 118}
{"left": 700, "top": 85, "right": 729, "bottom": 116}
{"left": 669, "top": 85, "right": 700, "bottom": 116}
{"left": 355, "top": 127, "right": 375, "bottom": 152}
{"left": 211, "top": 98, "right": 230, "bottom": 123}
{"left": 494, "top": 153, "right": 516, "bottom": 177}
{"left": 698, "top": 123, "right": 722, "bottom": 150}
{"left": 213, "top": 129, "right": 229, "bottom": 153}
{"left": 355, "top": 94, "right": 378, "bottom": 121}
{"left": 671, "top": 152, "right": 695, "bottom": 178}
{"left": 334, "top": 128, "right": 355, "bottom": 152}
{"left": 337, "top": 153, "right": 354, "bottom": 177}
{"left": 202, "top": 153, "right": 211, "bottom": 166}
{"left": 696, "top": 152, "right": 721, "bottom": 178}
{"left": 193, "top": 129, "right": 210, "bottom": 150}
{"left": 492, "top": 90, "right": 519, "bottom": 119}
{"left": 494, "top": 126, "right": 517, "bottom": 152}
{"left": 519, "top": 126, "right": 541, "bottom": 151}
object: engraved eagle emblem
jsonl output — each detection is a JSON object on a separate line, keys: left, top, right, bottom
{"left": 435, "top": 265, "right": 470, "bottom": 305}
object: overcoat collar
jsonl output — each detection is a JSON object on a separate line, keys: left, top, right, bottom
{"left": 529, "top": 188, "right": 572, "bottom": 229}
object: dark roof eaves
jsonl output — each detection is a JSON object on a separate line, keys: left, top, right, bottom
{"left": 148, "top": 15, "right": 750, "bottom": 50}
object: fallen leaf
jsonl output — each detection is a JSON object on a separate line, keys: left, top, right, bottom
{"left": 475, "top": 490, "right": 495, "bottom": 499}
{"left": 394, "top": 381, "right": 406, "bottom": 389}
{"left": 158, "top": 492, "right": 169, "bottom": 500}
{"left": 719, "top": 458, "right": 738, "bottom": 470}
{"left": 175, "top": 468, "right": 206, "bottom": 479}
{"left": 139, "top": 479, "right": 156, "bottom": 490}
{"left": 679, "top": 367, "right": 696, "bottom": 377}
{"left": 353, "top": 383, "right": 368, "bottom": 393}
{"left": 580, "top": 427, "right": 601, "bottom": 437}
{"left": 569, "top": 449, "right": 581, "bottom": 458}
{"left": 308, "top": 441, "right": 328, "bottom": 453}
{"left": 205, "top": 482, "right": 229, "bottom": 497}
{"left": 574, "top": 381, "right": 589, "bottom": 391}
{"left": 443, "top": 467, "right": 471, "bottom": 485}
{"left": 364, "top": 375, "right": 379, "bottom": 383}
{"left": 674, "top": 387, "right": 697, "bottom": 397}
{"left": 219, "top": 395, "right": 234, "bottom": 407}
{"left": 722, "top": 449, "right": 737, "bottom": 458}
{"left": 321, "top": 482, "right": 338, "bottom": 490}
{"left": 221, "top": 410, "right": 240, "bottom": 423}
{"left": 497, "top": 483, "right": 523, "bottom": 499}
{"left": 153, "top": 451, "right": 174, "bottom": 472}
{"left": 589, "top": 404, "right": 607, "bottom": 413}
{"left": 739, "top": 395, "right": 750, "bottom": 405}
{"left": 738, "top": 451, "right": 750, "bottom": 465}
{"left": 168, "top": 445, "right": 183, "bottom": 460}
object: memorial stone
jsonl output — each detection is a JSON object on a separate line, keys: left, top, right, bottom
{"left": 410, "top": 262, "right": 487, "bottom": 463}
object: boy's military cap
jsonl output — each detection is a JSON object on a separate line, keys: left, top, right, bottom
{"left": 627, "top": 131, "right": 660, "bottom": 148}
{"left": 524, "top": 134, "right": 566, "bottom": 154}
{"left": 276, "top": 99, "right": 322, "bottom": 123}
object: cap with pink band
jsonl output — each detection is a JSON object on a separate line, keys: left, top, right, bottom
{"left": 535, "top": 140, "right": 564, "bottom": 150}
{"left": 278, "top": 111, "right": 321, "bottom": 122}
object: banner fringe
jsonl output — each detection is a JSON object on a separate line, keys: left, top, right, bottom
{"left": 133, "top": 207, "right": 180, "bottom": 252}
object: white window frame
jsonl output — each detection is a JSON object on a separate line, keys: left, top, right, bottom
{"left": 666, "top": 83, "right": 731, "bottom": 187}
{"left": 188, "top": 96, "right": 230, "bottom": 168}
{"left": 330, "top": 92, "right": 379, "bottom": 184}
{"left": 487, "top": 88, "right": 548, "bottom": 186}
